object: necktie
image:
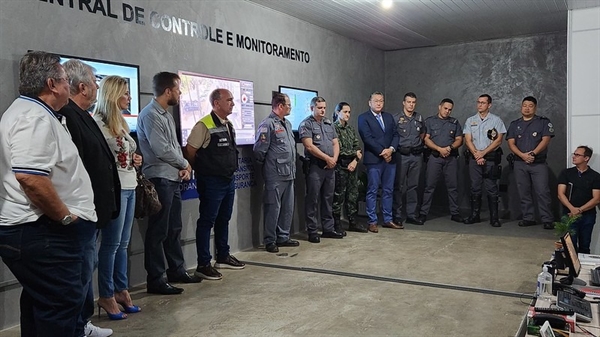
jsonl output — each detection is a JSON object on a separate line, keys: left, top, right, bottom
{"left": 376, "top": 114, "right": 384, "bottom": 130}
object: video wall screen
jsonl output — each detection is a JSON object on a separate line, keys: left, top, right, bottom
{"left": 279, "top": 85, "right": 318, "bottom": 131}
{"left": 178, "top": 70, "right": 255, "bottom": 146}
{"left": 59, "top": 54, "right": 140, "bottom": 132}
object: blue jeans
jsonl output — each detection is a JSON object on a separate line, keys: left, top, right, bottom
{"left": 569, "top": 212, "right": 596, "bottom": 254}
{"left": 366, "top": 162, "right": 396, "bottom": 224}
{"left": 0, "top": 216, "right": 96, "bottom": 337}
{"left": 77, "top": 229, "right": 98, "bottom": 337}
{"left": 145, "top": 178, "right": 186, "bottom": 286}
{"left": 196, "top": 175, "right": 234, "bottom": 266}
{"left": 98, "top": 189, "right": 135, "bottom": 297}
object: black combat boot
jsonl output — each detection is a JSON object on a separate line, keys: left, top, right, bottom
{"left": 463, "top": 194, "right": 482, "bottom": 224}
{"left": 488, "top": 196, "right": 501, "bottom": 227}
{"left": 334, "top": 215, "right": 347, "bottom": 236}
{"left": 347, "top": 217, "right": 368, "bottom": 233}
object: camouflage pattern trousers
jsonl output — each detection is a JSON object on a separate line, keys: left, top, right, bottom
{"left": 333, "top": 167, "right": 359, "bottom": 220}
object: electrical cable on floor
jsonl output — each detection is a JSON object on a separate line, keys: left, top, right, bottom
{"left": 242, "top": 260, "right": 532, "bottom": 299}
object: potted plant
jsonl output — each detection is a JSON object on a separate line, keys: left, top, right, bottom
{"left": 553, "top": 215, "right": 579, "bottom": 248}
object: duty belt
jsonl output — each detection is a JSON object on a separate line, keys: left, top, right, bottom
{"left": 399, "top": 146, "right": 423, "bottom": 156}
{"left": 431, "top": 149, "right": 458, "bottom": 158}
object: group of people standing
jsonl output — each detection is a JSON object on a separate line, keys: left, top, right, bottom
{"left": 0, "top": 52, "right": 246, "bottom": 337}
{"left": 1, "top": 51, "right": 598, "bottom": 337}
{"left": 254, "top": 89, "right": 599, "bottom": 255}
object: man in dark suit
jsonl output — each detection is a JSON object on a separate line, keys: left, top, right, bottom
{"left": 60, "top": 59, "right": 120, "bottom": 337}
{"left": 358, "top": 91, "right": 402, "bottom": 233}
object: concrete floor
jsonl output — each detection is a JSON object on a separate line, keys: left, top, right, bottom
{"left": 0, "top": 211, "right": 556, "bottom": 337}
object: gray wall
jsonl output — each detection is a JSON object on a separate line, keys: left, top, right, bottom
{"left": 383, "top": 33, "right": 567, "bottom": 219}
{"left": 0, "top": 0, "right": 383, "bottom": 330}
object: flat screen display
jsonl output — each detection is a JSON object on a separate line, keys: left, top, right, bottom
{"left": 561, "top": 232, "right": 581, "bottom": 278}
{"left": 59, "top": 54, "right": 140, "bottom": 132}
{"left": 279, "top": 85, "right": 318, "bottom": 131}
{"left": 178, "top": 71, "right": 255, "bottom": 146}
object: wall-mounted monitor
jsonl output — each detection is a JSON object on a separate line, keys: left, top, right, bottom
{"left": 279, "top": 85, "right": 318, "bottom": 131}
{"left": 58, "top": 54, "right": 140, "bottom": 133}
{"left": 177, "top": 71, "right": 255, "bottom": 146}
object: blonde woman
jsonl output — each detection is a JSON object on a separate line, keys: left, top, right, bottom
{"left": 93, "top": 76, "right": 142, "bottom": 319}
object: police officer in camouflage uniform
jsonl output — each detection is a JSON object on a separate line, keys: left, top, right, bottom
{"left": 418, "top": 98, "right": 464, "bottom": 224}
{"left": 393, "top": 92, "right": 425, "bottom": 226}
{"left": 299, "top": 96, "right": 343, "bottom": 243}
{"left": 463, "top": 94, "right": 507, "bottom": 227}
{"left": 332, "top": 102, "right": 365, "bottom": 234}
{"left": 253, "top": 93, "right": 300, "bottom": 253}
{"left": 506, "top": 96, "right": 555, "bottom": 229}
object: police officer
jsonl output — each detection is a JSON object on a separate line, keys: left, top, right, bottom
{"left": 393, "top": 92, "right": 425, "bottom": 226}
{"left": 463, "top": 94, "right": 507, "bottom": 227}
{"left": 506, "top": 96, "right": 555, "bottom": 229}
{"left": 418, "top": 98, "right": 464, "bottom": 224}
{"left": 298, "top": 96, "right": 343, "bottom": 243}
{"left": 332, "top": 102, "right": 365, "bottom": 234}
{"left": 254, "top": 93, "right": 300, "bottom": 253}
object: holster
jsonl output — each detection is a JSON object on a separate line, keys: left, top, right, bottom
{"left": 300, "top": 156, "right": 311, "bottom": 175}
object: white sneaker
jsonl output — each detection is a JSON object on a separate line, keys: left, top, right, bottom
{"left": 85, "top": 321, "right": 113, "bottom": 337}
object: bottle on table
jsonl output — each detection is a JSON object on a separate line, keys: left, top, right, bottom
{"left": 536, "top": 265, "right": 553, "bottom": 300}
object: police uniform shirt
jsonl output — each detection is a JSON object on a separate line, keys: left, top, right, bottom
{"left": 253, "top": 112, "right": 296, "bottom": 180}
{"left": 557, "top": 167, "right": 600, "bottom": 215}
{"left": 464, "top": 113, "right": 507, "bottom": 151}
{"left": 505, "top": 115, "right": 555, "bottom": 155}
{"left": 424, "top": 115, "right": 463, "bottom": 147}
{"left": 298, "top": 115, "right": 337, "bottom": 158}
{"left": 395, "top": 111, "right": 424, "bottom": 148}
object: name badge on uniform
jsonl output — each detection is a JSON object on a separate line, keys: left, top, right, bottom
{"left": 487, "top": 128, "right": 498, "bottom": 140}
{"left": 471, "top": 121, "right": 478, "bottom": 126}
{"left": 399, "top": 117, "right": 405, "bottom": 124}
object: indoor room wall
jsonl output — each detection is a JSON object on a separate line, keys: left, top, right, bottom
{"left": 0, "top": 0, "right": 383, "bottom": 330}
{"left": 383, "top": 33, "right": 568, "bottom": 219}
{"left": 567, "top": 7, "right": 600, "bottom": 253}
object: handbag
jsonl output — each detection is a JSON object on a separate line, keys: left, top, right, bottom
{"left": 134, "top": 170, "right": 162, "bottom": 219}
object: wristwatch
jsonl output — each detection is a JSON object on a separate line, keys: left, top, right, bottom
{"left": 61, "top": 214, "right": 75, "bottom": 226}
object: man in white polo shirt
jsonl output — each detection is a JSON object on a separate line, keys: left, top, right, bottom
{"left": 0, "top": 51, "right": 97, "bottom": 337}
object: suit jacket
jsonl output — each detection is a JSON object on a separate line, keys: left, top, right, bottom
{"left": 357, "top": 110, "right": 399, "bottom": 165}
{"left": 60, "top": 99, "right": 121, "bottom": 228}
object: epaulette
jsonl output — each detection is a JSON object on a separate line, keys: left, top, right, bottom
{"left": 323, "top": 118, "right": 332, "bottom": 125}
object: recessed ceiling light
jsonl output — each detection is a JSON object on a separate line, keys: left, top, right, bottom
{"left": 381, "top": 0, "right": 392, "bottom": 9}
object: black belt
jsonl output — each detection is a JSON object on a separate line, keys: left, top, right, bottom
{"left": 431, "top": 149, "right": 458, "bottom": 158}
{"left": 514, "top": 155, "right": 546, "bottom": 164}
{"left": 399, "top": 146, "right": 423, "bottom": 156}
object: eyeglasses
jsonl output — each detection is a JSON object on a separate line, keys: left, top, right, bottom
{"left": 572, "top": 153, "right": 586, "bottom": 157}
{"left": 54, "top": 76, "right": 70, "bottom": 83}
{"left": 476, "top": 101, "right": 489, "bottom": 105}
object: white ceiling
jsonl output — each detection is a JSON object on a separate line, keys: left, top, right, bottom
{"left": 247, "top": 0, "right": 600, "bottom": 50}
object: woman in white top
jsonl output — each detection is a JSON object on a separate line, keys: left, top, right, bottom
{"left": 94, "top": 76, "right": 142, "bottom": 319}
